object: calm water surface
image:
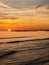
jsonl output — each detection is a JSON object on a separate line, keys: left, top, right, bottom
{"left": 0, "top": 31, "right": 49, "bottom": 42}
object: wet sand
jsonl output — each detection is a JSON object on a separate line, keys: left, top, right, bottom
{"left": 0, "top": 39, "right": 49, "bottom": 65}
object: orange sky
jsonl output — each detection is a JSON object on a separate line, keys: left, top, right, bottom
{"left": 0, "top": 0, "right": 49, "bottom": 31}
{"left": 0, "top": 16, "right": 49, "bottom": 31}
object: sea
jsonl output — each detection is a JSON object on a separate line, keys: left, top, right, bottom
{"left": 0, "top": 31, "right": 49, "bottom": 65}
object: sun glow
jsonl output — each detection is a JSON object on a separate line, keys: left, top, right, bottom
{"left": 8, "top": 28, "right": 11, "bottom": 31}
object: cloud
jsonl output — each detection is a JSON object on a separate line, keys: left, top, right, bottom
{"left": 0, "top": 2, "right": 21, "bottom": 19}
{"left": 34, "top": 0, "right": 49, "bottom": 9}
{"left": 0, "top": 0, "right": 49, "bottom": 9}
{"left": 0, "top": 0, "right": 49, "bottom": 19}
{"left": 0, "top": 0, "right": 42, "bottom": 9}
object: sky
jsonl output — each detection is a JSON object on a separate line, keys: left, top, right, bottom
{"left": 0, "top": 0, "right": 49, "bottom": 30}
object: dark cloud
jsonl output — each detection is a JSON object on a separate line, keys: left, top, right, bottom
{"left": 35, "top": 5, "right": 43, "bottom": 9}
{"left": 34, "top": 0, "right": 49, "bottom": 9}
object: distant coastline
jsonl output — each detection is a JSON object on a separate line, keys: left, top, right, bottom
{"left": 0, "top": 30, "right": 49, "bottom": 32}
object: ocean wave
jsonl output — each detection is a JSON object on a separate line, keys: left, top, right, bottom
{"left": 0, "top": 38, "right": 49, "bottom": 44}
{"left": 22, "top": 55, "right": 49, "bottom": 65}
{"left": 4, "top": 38, "right": 49, "bottom": 43}
{"left": 0, "top": 36, "right": 32, "bottom": 39}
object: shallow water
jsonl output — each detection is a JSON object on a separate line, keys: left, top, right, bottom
{"left": 0, "top": 31, "right": 49, "bottom": 42}
{"left": 0, "top": 31, "right": 49, "bottom": 65}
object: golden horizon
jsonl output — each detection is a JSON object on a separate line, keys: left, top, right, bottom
{"left": 0, "top": 17, "right": 49, "bottom": 31}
